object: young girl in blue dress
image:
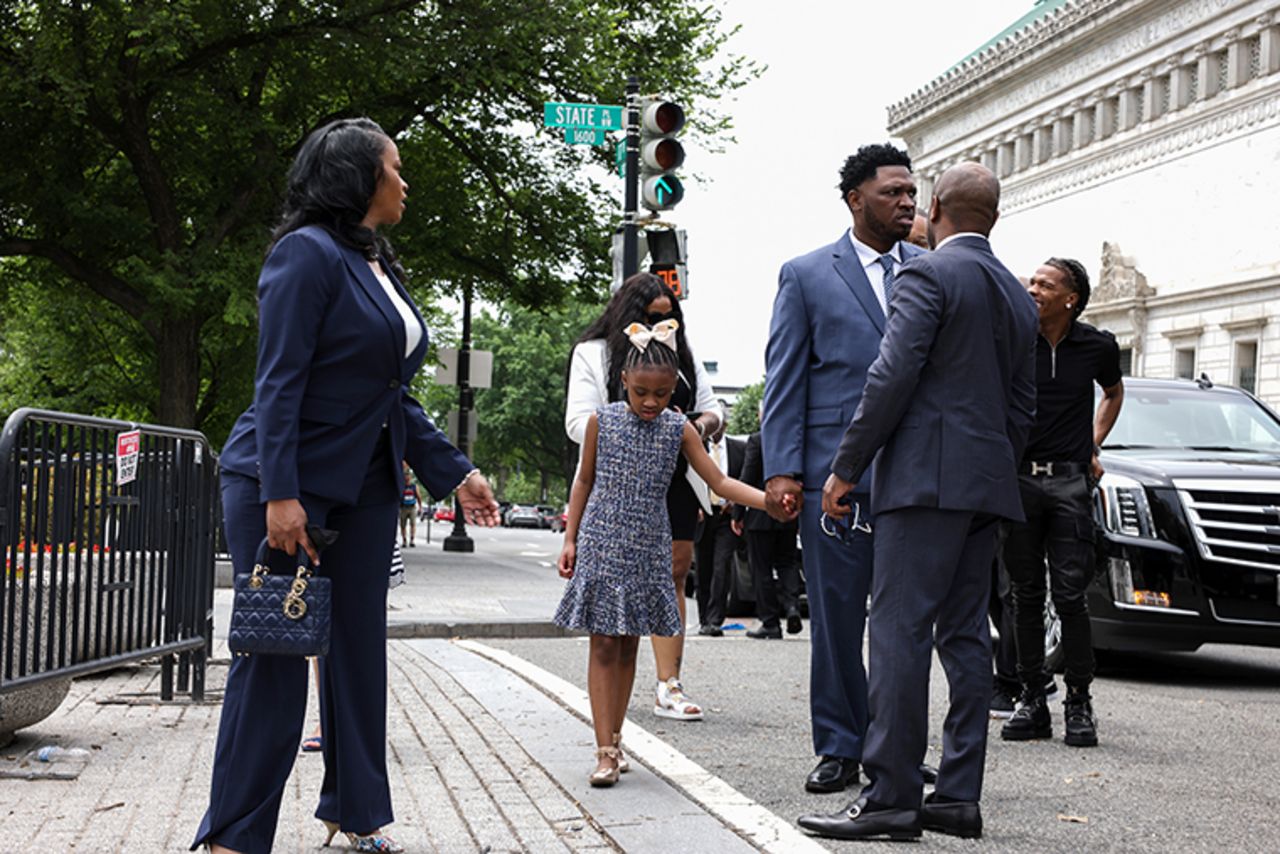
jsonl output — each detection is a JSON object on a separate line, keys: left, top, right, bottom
{"left": 554, "top": 320, "right": 788, "bottom": 786}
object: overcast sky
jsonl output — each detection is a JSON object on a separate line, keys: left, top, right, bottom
{"left": 671, "top": 0, "right": 1035, "bottom": 388}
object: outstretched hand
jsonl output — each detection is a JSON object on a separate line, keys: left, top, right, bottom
{"left": 457, "top": 473, "right": 501, "bottom": 527}
{"left": 821, "top": 473, "right": 855, "bottom": 519}
{"left": 765, "top": 475, "right": 803, "bottom": 522}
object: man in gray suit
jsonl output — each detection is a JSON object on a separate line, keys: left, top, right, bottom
{"left": 798, "top": 163, "right": 1038, "bottom": 841}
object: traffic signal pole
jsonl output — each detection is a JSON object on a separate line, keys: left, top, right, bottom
{"left": 443, "top": 284, "right": 475, "bottom": 553}
{"left": 622, "top": 76, "right": 641, "bottom": 279}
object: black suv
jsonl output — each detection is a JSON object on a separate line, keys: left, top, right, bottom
{"left": 1069, "top": 377, "right": 1280, "bottom": 659}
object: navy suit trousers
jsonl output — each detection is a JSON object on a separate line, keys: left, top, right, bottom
{"left": 861, "top": 506, "right": 996, "bottom": 809}
{"left": 194, "top": 458, "right": 398, "bottom": 853}
{"left": 799, "top": 488, "right": 872, "bottom": 760}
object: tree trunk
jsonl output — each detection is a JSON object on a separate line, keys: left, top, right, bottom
{"left": 155, "top": 317, "right": 200, "bottom": 429}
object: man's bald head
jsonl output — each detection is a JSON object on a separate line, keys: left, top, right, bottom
{"left": 930, "top": 162, "right": 1000, "bottom": 238}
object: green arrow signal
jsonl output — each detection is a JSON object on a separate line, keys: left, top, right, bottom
{"left": 655, "top": 178, "right": 673, "bottom": 204}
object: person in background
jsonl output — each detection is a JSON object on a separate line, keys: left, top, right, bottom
{"left": 734, "top": 404, "right": 803, "bottom": 639}
{"left": 1001, "top": 258, "right": 1123, "bottom": 748}
{"left": 693, "top": 428, "right": 744, "bottom": 636}
{"left": 565, "top": 273, "right": 723, "bottom": 722}
{"left": 399, "top": 461, "right": 419, "bottom": 547}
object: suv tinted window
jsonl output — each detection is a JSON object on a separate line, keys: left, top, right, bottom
{"left": 1104, "top": 386, "right": 1280, "bottom": 452}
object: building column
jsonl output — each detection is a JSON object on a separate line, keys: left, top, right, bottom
{"left": 1260, "top": 18, "right": 1280, "bottom": 76}
{"left": 1197, "top": 43, "right": 1223, "bottom": 99}
{"left": 1143, "top": 67, "right": 1167, "bottom": 120}
{"left": 1169, "top": 61, "right": 1194, "bottom": 110}
{"left": 1118, "top": 84, "right": 1141, "bottom": 131}
{"left": 1094, "top": 92, "right": 1117, "bottom": 140}
{"left": 1073, "top": 100, "right": 1093, "bottom": 149}
{"left": 1226, "top": 29, "right": 1251, "bottom": 88}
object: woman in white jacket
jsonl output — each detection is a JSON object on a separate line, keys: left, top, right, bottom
{"left": 565, "top": 273, "right": 723, "bottom": 723}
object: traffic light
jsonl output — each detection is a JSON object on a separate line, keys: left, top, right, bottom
{"left": 638, "top": 98, "right": 685, "bottom": 211}
{"left": 647, "top": 228, "right": 688, "bottom": 298}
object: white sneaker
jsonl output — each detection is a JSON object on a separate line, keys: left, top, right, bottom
{"left": 654, "top": 677, "right": 704, "bottom": 721}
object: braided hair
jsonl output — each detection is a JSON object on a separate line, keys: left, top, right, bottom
{"left": 1044, "top": 257, "right": 1090, "bottom": 318}
{"left": 622, "top": 334, "right": 681, "bottom": 377}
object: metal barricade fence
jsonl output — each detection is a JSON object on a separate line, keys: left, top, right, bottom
{"left": 0, "top": 409, "right": 217, "bottom": 701}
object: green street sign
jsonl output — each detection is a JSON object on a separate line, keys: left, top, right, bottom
{"left": 544, "top": 101, "right": 624, "bottom": 131}
{"left": 615, "top": 140, "right": 626, "bottom": 177}
{"left": 564, "top": 127, "right": 605, "bottom": 145}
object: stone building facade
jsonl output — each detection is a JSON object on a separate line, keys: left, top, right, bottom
{"left": 888, "top": 0, "right": 1280, "bottom": 406}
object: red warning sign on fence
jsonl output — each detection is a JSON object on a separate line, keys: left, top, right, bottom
{"left": 116, "top": 429, "right": 140, "bottom": 485}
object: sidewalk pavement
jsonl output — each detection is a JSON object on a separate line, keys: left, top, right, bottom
{"left": 2, "top": 532, "right": 811, "bottom": 852}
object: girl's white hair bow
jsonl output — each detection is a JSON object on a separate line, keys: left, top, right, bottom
{"left": 624, "top": 318, "right": 680, "bottom": 352}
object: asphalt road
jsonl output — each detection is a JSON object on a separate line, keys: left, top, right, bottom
{"left": 486, "top": 631, "right": 1280, "bottom": 853}
{"left": 405, "top": 526, "right": 1280, "bottom": 851}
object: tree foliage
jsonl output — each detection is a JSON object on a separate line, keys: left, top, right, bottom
{"left": 470, "top": 299, "right": 601, "bottom": 502}
{"left": 0, "top": 0, "right": 758, "bottom": 442}
{"left": 725, "top": 379, "right": 763, "bottom": 435}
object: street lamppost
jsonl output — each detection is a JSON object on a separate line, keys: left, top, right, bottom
{"left": 443, "top": 283, "right": 475, "bottom": 553}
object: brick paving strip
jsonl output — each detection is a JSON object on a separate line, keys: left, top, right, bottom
{"left": 0, "top": 637, "right": 761, "bottom": 852}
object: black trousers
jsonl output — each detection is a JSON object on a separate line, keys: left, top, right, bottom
{"left": 694, "top": 508, "right": 736, "bottom": 628}
{"left": 746, "top": 526, "right": 800, "bottom": 629}
{"left": 1002, "top": 473, "right": 1096, "bottom": 691}
{"left": 988, "top": 556, "right": 1020, "bottom": 696}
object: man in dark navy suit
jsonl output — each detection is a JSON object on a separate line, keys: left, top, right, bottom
{"left": 762, "top": 144, "right": 923, "bottom": 793}
{"left": 800, "top": 162, "right": 1038, "bottom": 841}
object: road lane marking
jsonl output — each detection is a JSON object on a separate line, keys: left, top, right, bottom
{"left": 456, "top": 640, "right": 826, "bottom": 854}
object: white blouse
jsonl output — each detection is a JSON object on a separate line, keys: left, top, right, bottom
{"left": 372, "top": 264, "right": 423, "bottom": 358}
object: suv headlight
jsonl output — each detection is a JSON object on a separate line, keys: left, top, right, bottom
{"left": 1097, "top": 473, "right": 1157, "bottom": 538}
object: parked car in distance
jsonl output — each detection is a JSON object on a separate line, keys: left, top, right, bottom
{"left": 507, "top": 504, "right": 543, "bottom": 529}
{"left": 549, "top": 507, "right": 569, "bottom": 533}
{"left": 433, "top": 505, "right": 455, "bottom": 522}
{"left": 1051, "top": 376, "right": 1280, "bottom": 666}
{"left": 537, "top": 505, "right": 559, "bottom": 529}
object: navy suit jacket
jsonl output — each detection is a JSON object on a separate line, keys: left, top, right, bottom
{"left": 762, "top": 232, "right": 926, "bottom": 495}
{"left": 830, "top": 234, "right": 1038, "bottom": 521}
{"left": 220, "top": 225, "right": 472, "bottom": 506}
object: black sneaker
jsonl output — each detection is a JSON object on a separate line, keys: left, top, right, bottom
{"left": 989, "top": 685, "right": 1017, "bottom": 720}
{"left": 1000, "top": 693, "right": 1052, "bottom": 741}
{"left": 1063, "top": 689, "right": 1099, "bottom": 747}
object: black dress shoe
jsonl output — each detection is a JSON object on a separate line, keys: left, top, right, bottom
{"left": 746, "top": 625, "right": 782, "bottom": 640}
{"left": 804, "top": 756, "right": 860, "bottom": 793}
{"left": 919, "top": 763, "right": 938, "bottom": 785}
{"left": 786, "top": 611, "right": 803, "bottom": 635}
{"left": 921, "top": 793, "right": 982, "bottom": 838}
{"left": 798, "top": 796, "right": 922, "bottom": 841}
{"left": 698, "top": 624, "right": 724, "bottom": 637}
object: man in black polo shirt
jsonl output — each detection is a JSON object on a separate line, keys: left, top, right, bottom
{"left": 1001, "top": 257, "right": 1124, "bottom": 748}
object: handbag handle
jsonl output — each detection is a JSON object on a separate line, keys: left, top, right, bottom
{"left": 249, "top": 538, "right": 315, "bottom": 620}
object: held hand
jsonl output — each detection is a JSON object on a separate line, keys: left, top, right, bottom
{"left": 821, "top": 473, "right": 855, "bottom": 519}
{"left": 266, "top": 499, "right": 320, "bottom": 566}
{"left": 730, "top": 519, "right": 743, "bottom": 537}
{"left": 457, "top": 473, "right": 501, "bottom": 527}
{"left": 1090, "top": 453, "right": 1105, "bottom": 482}
{"left": 558, "top": 542, "right": 576, "bottom": 578}
{"left": 765, "top": 475, "right": 803, "bottom": 521}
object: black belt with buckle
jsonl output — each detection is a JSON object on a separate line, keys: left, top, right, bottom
{"left": 1020, "top": 461, "right": 1086, "bottom": 477}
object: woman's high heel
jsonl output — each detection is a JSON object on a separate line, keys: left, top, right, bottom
{"left": 589, "top": 745, "right": 621, "bottom": 787}
{"left": 321, "top": 819, "right": 405, "bottom": 853}
{"left": 612, "top": 732, "right": 630, "bottom": 774}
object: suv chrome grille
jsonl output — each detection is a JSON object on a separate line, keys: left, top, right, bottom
{"left": 1174, "top": 479, "right": 1280, "bottom": 572}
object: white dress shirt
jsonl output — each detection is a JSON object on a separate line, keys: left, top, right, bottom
{"left": 848, "top": 230, "right": 903, "bottom": 314}
{"left": 371, "top": 264, "right": 423, "bottom": 358}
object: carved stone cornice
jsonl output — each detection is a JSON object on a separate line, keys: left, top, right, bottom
{"left": 1000, "top": 85, "right": 1280, "bottom": 213}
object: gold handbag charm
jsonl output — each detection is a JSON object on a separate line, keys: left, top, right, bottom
{"left": 283, "top": 571, "right": 309, "bottom": 620}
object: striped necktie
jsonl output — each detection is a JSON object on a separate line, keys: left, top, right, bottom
{"left": 878, "top": 254, "right": 896, "bottom": 309}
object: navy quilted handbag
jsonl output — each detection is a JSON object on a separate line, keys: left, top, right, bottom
{"left": 228, "top": 539, "right": 332, "bottom": 657}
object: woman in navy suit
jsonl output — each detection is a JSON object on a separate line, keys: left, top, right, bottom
{"left": 194, "top": 118, "right": 500, "bottom": 854}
